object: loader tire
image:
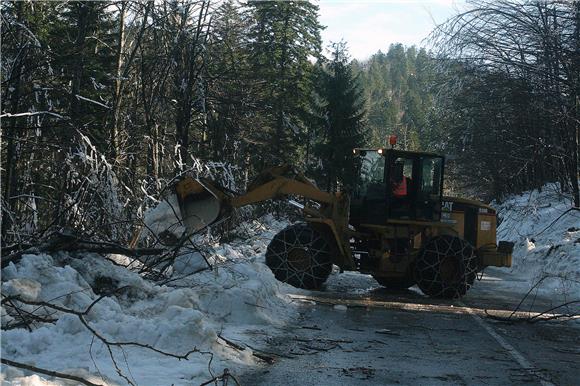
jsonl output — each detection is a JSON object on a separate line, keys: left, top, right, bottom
{"left": 266, "top": 224, "right": 332, "bottom": 290}
{"left": 415, "top": 235, "right": 477, "bottom": 298}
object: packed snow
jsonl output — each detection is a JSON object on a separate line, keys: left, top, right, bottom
{"left": 1, "top": 215, "right": 294, "bottom": 386}
{"left": 494, "top": 184, "right": 580, "bottom": 299}
{"left": 142, "top": 194, "right": 186, "bottom": 242}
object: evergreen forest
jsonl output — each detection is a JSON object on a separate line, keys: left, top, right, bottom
{"left": 2, "top": 0, "right": 579, "bottom": 245}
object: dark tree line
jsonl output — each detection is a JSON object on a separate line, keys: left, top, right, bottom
{"left": 0, "top": 0, "right": 367, "bottom": 245}
{"left": 2, "top": 0, "right": 578, "bottom": 248}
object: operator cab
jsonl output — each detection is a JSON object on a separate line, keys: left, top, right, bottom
{"left": 351, "top": 148, "right": 444, "bottom": 226}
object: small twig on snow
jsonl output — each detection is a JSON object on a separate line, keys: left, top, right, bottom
{"left": 199, "top": 368, "right": 241, "bottom": 386}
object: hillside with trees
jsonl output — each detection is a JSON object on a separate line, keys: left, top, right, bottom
{"left": 353, "top": 44, "right": 436, "bottom": 152}
{"left": 3, "top": 0, "right": 578, "bottom": 245}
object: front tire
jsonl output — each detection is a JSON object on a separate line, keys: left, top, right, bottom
{"left": 415, "top": 235, "right": 477, "bottom": 298}
{"left": 265, "top": 224, "right": 332, "bottom": 290}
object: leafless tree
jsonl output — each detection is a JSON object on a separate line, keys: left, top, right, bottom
{"left": 431, "top": 0, "right": 580, "bottom": 205}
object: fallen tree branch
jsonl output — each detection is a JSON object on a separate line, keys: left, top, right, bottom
{"left": 1, "top": 242, "right": 33, "bottom": 255}
{"left": 1, "top": 233, "right": 165, "bottom": 268}
{"left": 534, "top": 207, "right": 580, "bottom": 237}
{"left": 200, "top": 368, "right": 241, "bottom": 386}
{"left": 2, "top": 296, "right": 58, "bottom": 331}
{"left": 527, "top": 300, "right": 580, "bottom": 323}
{"left": 3, "top": 293, "right": 215, "bottom": 386}
{"left": 487, "top": 300, "right": 580, "bottom": 324}
{"left": 1, "top": 358, "right": 103, "bottom": 386}
{"left": 218, "top": 334, "right": 276, "bottom": 363}
{"left": 218, "top": 334, "right": 245, "bottom": 350}
{"left": 484, "top": 274, "right": 580, "bottom": 323}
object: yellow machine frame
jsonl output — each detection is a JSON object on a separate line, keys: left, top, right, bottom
{"left": 175, "top": 164, "right": 512, "bottom": 281}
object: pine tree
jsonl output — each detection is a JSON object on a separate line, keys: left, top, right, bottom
{"left": 314, "top": 42, "right": 367, "bottom": 191}
{"left": 205, "top": 0, "right": 252, "bottom": 164}
{"left": 246, "top": 0, "right": 323, "bottom": 167}
{"left": 58, "top": 2, "right": 116, "bottom": 147}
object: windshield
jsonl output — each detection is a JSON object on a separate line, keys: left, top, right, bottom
{"left": 354, "top": 151, "right": 385, "bottom": 199}
{"left": 420, "top": 157, "right": 443, "bottom": 198}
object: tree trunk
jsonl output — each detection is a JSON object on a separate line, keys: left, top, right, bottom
{"left": 55, "top": 1, "right": 93, "bottom": 227}
{"left": 110, "top": 1, "right": 126, "bottom": 161}
{"left": 2, "top": 1, "right": 25, "bottom": 241}
{"left": 70, "top": 2, "right": 91, "bottom": 125}
{"left": 572, "top": 111, "right": 580, "bottom": 207}
{"left": 570, "top": 1, "right": 580, "bottom": 207}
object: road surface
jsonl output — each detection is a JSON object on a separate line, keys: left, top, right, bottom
{"left": 237, "top": 268, "right": 579, "bottom": 385}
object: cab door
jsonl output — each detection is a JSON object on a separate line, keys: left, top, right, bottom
{"left": 416, "top": 156, "right": 444, "bottom": 221}
{"left": 386, "top": 151, "right": 418, "bottom": 220}
{"left": 385, "top": 151, "right": 444, "bottom": 221}
{"left": 350, "top": 150, "right": 387, "bottom": 225}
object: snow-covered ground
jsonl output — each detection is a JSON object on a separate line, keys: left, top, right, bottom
{"left": 493, "top": 184, "right": 580, "bottom": 299}
{"left": 1, "top": 215, "right": 294, "bottom": 386}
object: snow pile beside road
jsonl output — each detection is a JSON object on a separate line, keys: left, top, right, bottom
{"left": 495, "top": 184, "right": 580, "bottom": 298}
{"left": 1, "top": 215, "right": 291, "bottom": 386}
{"left": 143, "top": 194, "right": 186, "bottom": 241}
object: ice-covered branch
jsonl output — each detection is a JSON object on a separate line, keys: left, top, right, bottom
{"left": 1, "top": 232, "right": 166, "bottom": 268}
{"left": 0, "top": 111, "right": 67, "bottom": 119}
{"left": 75, "top": 94, "right": 111, "bottom": 109}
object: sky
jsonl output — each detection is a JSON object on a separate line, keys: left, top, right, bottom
{"left": 318, "top": 0, "right": 466, "bottom": 61}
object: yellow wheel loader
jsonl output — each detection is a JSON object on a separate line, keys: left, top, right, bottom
{"left": 164, "top": 147, "right": 513, "bottom": 298}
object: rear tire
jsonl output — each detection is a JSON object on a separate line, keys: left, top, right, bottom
{"left": 266, "top": 224, "right": 332, "bottom": 290}
{"left": 373, "top": 275, "right": 415, "bottom": 290}
{"left": 415, "top": 235, "right": 477, "bottom": 298}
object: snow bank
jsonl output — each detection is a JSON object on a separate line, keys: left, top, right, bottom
{"left": 1, "top": 215, "right": 292, "bottom": 386}
{"left": 142, "top": 193, "right": 186, "bottom": 243}
{"left": 494, "top": 184, "right": 580, "bottom": 298}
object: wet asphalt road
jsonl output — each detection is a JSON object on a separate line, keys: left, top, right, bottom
{"left": 237, "top": 268, "right": 580, "bottom": 386}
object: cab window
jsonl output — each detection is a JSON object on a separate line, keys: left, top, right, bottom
{"left": 390, "top": 157, "right": 414, "bottom": 197}
{"left": 354, "top": 151, "right": 385, "bottom": 199}
{"left": 420, "top": 157, "right": 443, "bottom": 197}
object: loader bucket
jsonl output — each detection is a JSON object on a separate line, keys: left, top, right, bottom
{"left": 176, "top": 177, "right": 228, "bottom": 233}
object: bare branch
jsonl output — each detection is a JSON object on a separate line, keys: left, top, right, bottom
{"left": 3, "top": 295, "right": 203, "bottom": 360}
{"left": 1, "top": 358, "right": 104, "bottom": 386}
